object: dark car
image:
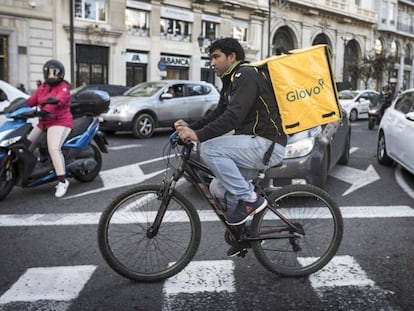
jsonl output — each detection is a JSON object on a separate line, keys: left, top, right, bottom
{"left": 70, "top": 84, "right": 129, "bottom": 101}
{"left": 262, "top": 108, "right": 351, "bottom": 189}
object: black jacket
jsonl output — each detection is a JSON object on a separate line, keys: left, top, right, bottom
{"left": 190, "top": 62, "right": 287, "bottom": 147}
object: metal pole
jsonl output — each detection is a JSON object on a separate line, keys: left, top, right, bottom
{"left": 268, "top": 0, "right": 271, "bottom": 57}
{"left": 69, "top": 0, "right": 75, "bottom": 87}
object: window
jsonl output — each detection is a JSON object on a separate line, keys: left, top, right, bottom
{"left": 160, "top": 18, "right": 191, "bottom": 41}
{"left": 74, "top": 0, "right": 106, "bottom": 22}
{"left": 186, "top": 83, "right": 211, "bottom": 96}
{"left": 395, "top": 92, "right": 414, "bottom": 114}
{"left": 232, "top": 25, "right": 247, "bottom": 42}
{"left": 126, "top": 8, "right": 149, "bottom": 36}
{"left": 404, "top": 45, "right": 412, "bottom": 65}
{"left": 232, "top": 20, "right": 248, "bottom": 42}
{"left": 380, "top": 3, "right": 387, "bottom": 24}
{"left": 201, "top": 21, "right": 218, "bottom": 42}
{"left": 0, "top": 35, "right": 8, "bottom": 81}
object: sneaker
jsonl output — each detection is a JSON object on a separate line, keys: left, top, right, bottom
{"left": 227, "top": 244, "right": 246, "bottom": 257}
{"left": 55, "top": 179, "right": 69, "bottom": 198}
{"left": 225, "top": 193, "right": 267, "bottom": 226}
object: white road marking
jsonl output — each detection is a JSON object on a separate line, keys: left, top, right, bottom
{"left": 64, "top": 156, "right": 169, "bottom": 199}
{"left": 301, "top": 255, "right": 396, "bottom": 309}
{"left": 0, "top": 265, "right": 96, "bottom": 304}
{"left": 163, "top": 260, "right": 235, "bottom": 295}
{"left": 330, "top": 164, "right": 380, "bottom": 196}
{"left": 162, "top": 260, "right": 235, "bottom": 311}
{"left": 300, "top": 255, "right": 375, "bottom": 288}
{"left": 108, "top": 144, "right": 142, "bottom": 150}
{"left": 0, "top": 205, "right": 412, "bottom": 227}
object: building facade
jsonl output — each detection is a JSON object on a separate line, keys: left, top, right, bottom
{"left": 0, "top": 0, "right": 413, "bottom": 94}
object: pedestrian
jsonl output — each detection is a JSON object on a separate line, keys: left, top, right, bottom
{"left": 174, "top": 38, "right": 287, "bottom": 256}
{"left": 17, "top": 83, "right": 26, "bottom": 93}
{"left": 27, "top": 59, "right": 73, "bottom": 198}
{"left": 379, "top": 84, "right": 393, "bottom": 119}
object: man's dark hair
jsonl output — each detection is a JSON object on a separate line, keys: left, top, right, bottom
{"left": 208, "top": 38, "right": 245, "bottom": 61}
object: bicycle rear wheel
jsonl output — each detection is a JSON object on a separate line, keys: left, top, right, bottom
{"left": 251, "top": 184, "right": 343, "bottom": 277}
{"left": 98, "top": 184, "right": 201, "bottom": 282}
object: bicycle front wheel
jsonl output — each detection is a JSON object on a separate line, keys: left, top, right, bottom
{"left": 251, "top": 184, "right": 343, "bottom": 277}
{"left": 98, "top": 184, "right": 201, "bottom": 282}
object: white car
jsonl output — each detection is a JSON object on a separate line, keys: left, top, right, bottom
{"left": 377, "top": 88, "right": 414, "bottom": 175}
{"left": 0, "top": 80, "right": 30, "bottom": 125}
{"left": 339, "top": 89, "right": 379, "bottom": 121}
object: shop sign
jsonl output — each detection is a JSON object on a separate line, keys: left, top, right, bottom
{"left": 126, "top": 0, "right": 151, "bottom": 11}
{"left": 202, "top": 14, "right": 221, "bottom": 23}
{"left": 161, "top": 55, "right": 190, "bottom": 67}
{"left": 125, "top": 52, "right": 148, "bottom": 64}
{"left": 201, "top": 59, "right": 211, "bottom": 69}
{"left": 161, "top": 7, "right": 194, "bottom": 22}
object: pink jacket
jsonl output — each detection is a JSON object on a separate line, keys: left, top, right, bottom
{"left": 28, "top": 81, "right": 73, "bottom": 129}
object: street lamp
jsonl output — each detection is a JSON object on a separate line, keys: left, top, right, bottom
{"left": 197, "top": 34, "right": 214, "bottom": 85}
{"left": 197, "top": 33, "right": 204, "bottom": 52}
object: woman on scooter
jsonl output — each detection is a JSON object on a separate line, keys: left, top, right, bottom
{"left": 27, "top": 59, "right": 73, "bottom": 198}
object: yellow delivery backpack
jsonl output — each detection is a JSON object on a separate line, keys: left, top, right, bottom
{"left": 250, "top": 44, "right": 341, "bottom": 134}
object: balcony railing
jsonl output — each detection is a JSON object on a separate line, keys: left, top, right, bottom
{"left": 397, "top": 22, "right": 414, "bottom": 35}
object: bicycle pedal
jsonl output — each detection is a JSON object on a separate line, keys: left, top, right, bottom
{"left": 237, "top": 249, "right": 248, "bottom": 258}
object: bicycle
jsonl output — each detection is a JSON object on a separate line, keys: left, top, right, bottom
{"left": 97, "top": 132, "right": 343, "bottom": 282}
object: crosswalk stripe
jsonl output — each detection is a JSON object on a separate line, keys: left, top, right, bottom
{"left": 0, "top": 205, "right": 412, "bottom": 227}
{"left": 0, "top": 265, "right": 96, "bottom": 304}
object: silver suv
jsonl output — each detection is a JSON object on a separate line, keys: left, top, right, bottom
{"left": 100, "top": 80, "right": 219, "bottom": 138}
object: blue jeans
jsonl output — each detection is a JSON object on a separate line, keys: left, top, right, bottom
{"left": 199, "top": 135, "right": 285, "bottom": 211}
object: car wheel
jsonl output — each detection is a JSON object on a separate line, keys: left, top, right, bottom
{"left": 132, "top": 113, "right": 155, "bottom": 138}
{"left": 319, "top": 150, "right": 329, "bottom": 188}
{"left": 338, "top": 131, "right": 350, "bottom": 165}
{"left": 368, "top": 118, "right": 375, "bottom": 130}
{"left": 377, "top": 131, "right": 393, "bottom": 166}
{"left": 349, "top": 109, "right": 358, "bottom": 122}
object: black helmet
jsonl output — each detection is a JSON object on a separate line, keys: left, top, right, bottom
{"left": 382, "top": 84, "right": 391, "bottom": 92}
{"left": 43, "top": 59, "right": 65, "bottom": 85}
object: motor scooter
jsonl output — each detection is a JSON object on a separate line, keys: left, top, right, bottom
{"left": 0, "top": 90, "right": 109, "bottom": 200}
{"left": 367, "top": 94, "right": 383, "bottom": 130}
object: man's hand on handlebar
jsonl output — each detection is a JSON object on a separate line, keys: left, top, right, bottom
{"left": 174, "top": 120, "right": 198, "bottom": 144}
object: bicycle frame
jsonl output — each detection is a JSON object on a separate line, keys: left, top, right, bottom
{"left": 150, "top": 134, "right": 303, "bottom": 245}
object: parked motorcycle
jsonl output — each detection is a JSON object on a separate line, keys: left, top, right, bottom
{"left": 0, "top": 90, "right": 109, "bottom": 200}
{"left": 367, "top": 94, "right": 383, "bottom": 130}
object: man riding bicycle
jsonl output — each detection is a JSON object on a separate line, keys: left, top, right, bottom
{"left": 174, "top": 38, "right": 287, "bottom": 255}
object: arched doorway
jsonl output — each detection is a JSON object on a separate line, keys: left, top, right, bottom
{"left": 343, "top": 39, "right": 359, "bottom": 90}
{"left": 272, "top": 26, "right": 295, "bottom": 55}
{"left": 312, "top": 33, "right": 331, "bottom": 47}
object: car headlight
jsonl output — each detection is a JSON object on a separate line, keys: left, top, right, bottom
{"left": 112, "top": 104, "right": 129, "bottom": 114}
{"left": 284, "top": 137, "right": 315, "bottom": 158}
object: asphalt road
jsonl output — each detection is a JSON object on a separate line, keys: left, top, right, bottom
{"left": 0, "top": 121, "right": 413, "bottom": 311}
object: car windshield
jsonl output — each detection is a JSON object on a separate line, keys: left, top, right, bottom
{"left": 125, "top": 82, "right": 168, "bottom": 97}
{"left": 339, "top": 91, "right": 359, "bottom": 100}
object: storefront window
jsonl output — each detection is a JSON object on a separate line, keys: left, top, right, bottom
{"left": 232, "top": 24, "right": 247, "bottom": 42}
{"left": 126, "top": 8, "right": 149, "bottom": 36}
{"left": 160, "top": 18, "right": 191, "bottom": 42}
{"left": 74, "top": 0, "right": 106, "bottom": 22}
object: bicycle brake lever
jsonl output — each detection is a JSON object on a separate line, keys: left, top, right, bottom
{"left": 169, "top": 132, "right": 179, "bottom": 148}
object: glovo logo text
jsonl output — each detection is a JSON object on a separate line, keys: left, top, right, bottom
{"left": 286, "top": 79, "right": 325, "bottom": 102}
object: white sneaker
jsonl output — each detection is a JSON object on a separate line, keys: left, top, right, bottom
{"left": 55, "top": 179, "right": 69, "bottom": 198}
